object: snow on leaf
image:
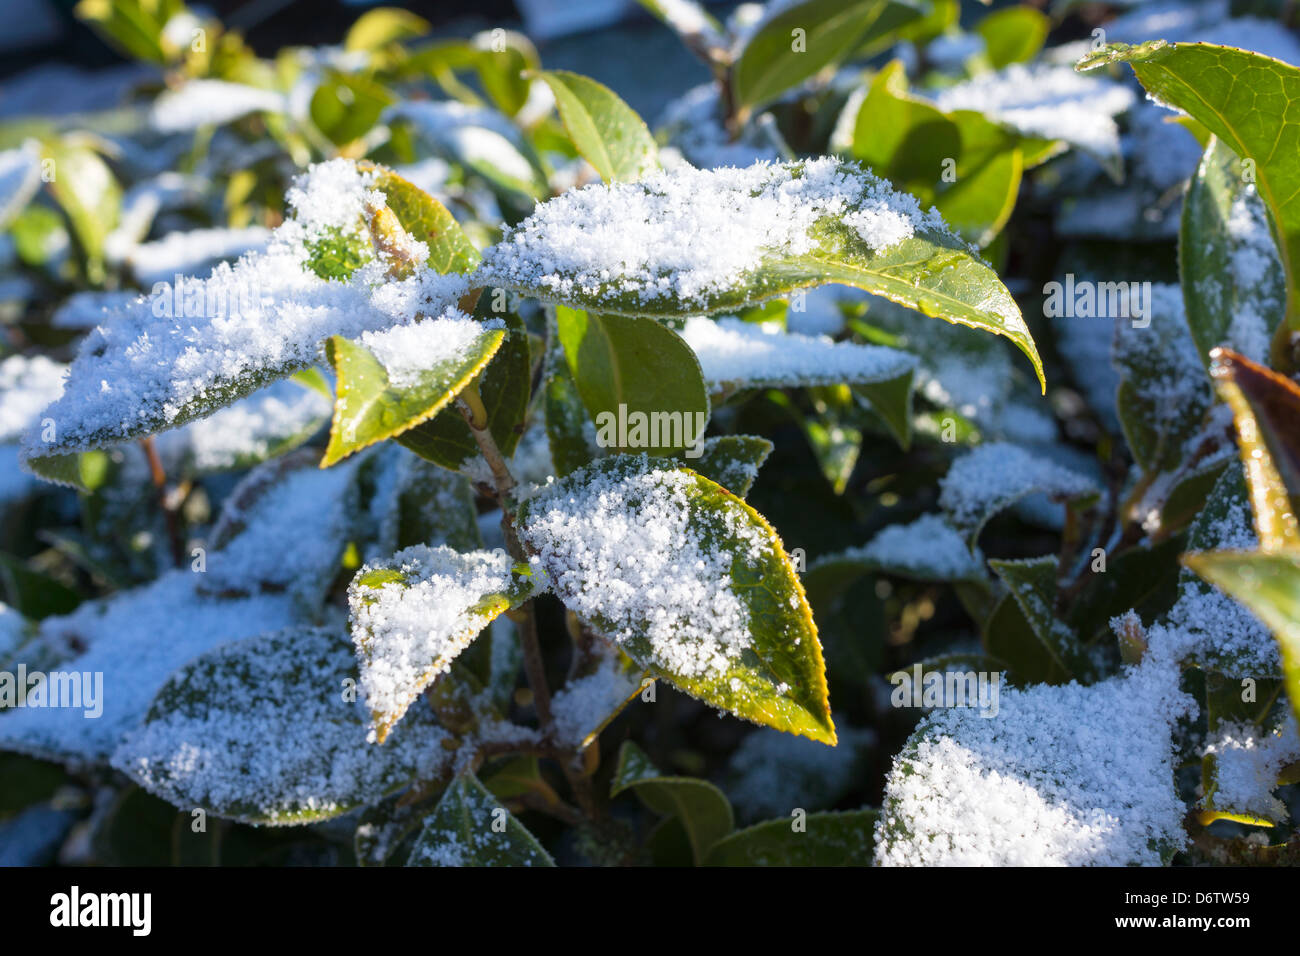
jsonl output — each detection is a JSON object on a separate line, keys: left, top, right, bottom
{"left": 810, "top": 514, "right": 984, "bottom": 582}
{"left": 1203, "top": 713, "right": 1299, "bottom": 823}
{"left": 1154, "top": 468, "right": 1279, "bottom": 676}
{"left": 518, "top": 454, "right": 836, "bottom": 744}
{"left": 126, "top": 226, "right": 271, "bottom": 286}
{"left": 20, "top": 159, "right": 469, "bottom": 473}
{"left": 200, "top": 450, "right": 364, "bottom": 609}
{"left": 477, "top": 159, "right": 1043, "bottom": 389}
{"left": 149, "top": 79, "right": 289, "bottom": 133}
{"left": 111, "top": 626, "right": 451, "bottom": 825}
{"left": 322, "top": 311, "right": 505, "bottom": 466}
{"left": 0, "top": 354, "right": 66, "bottom": 445}
{"left": 938, "top": 442, "right": 1100, "bottom": 545}
{"left": 930, "top": 63, "right": 1136, "bottom": 176}
{"left": 680, "top": 315, "right": 917, "bottom": 390}
{"left": 348, "top": 545, "right": 541, "bottom": 744}
{"left": 725, "top": 725, "right": 874, "bottom": 821}
{"left": 1181, "top": 136, "right": 1286, "bottom": 367}
{"left": 0, "top": 142, "right": 42, "bottom": 229}
{"left": 875, "top": 657, "right": 1195, "bottom": 866}
{"left": 0, "top": 571, "right": 300, "bottom": 765}
{"left": 550, "top": 639, "right": 646, "bottom": 749}
{"left": 676, "top": 435, "right": 772, "bottom": 498}
{"left": 407, "top": 771, "right": 555, "bottom": 866}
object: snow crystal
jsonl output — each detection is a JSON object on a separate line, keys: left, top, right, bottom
{"left": 938, "top": 442, "right": 1097, "bottom": 540}
{"left": 111, "top": 627, "right": 450, "bottom": 823}
{"left": 477, "top": 159, "right": 949, "bottom": 310}
{"left": 876, "top": 657, "right": 1195, "bottom": 866}
{"left": 519, "top": 456, "right": 771, "bottom": 679}
{"left": 150, "top": 79, "right": 288, "bottom": 133}
{"left": 348, "top": 545, "right": 529, "bottom": 742}
{"left": 1204, "top": 715, "right": 1300, "bottom": 821}
{"left": 680, "top": 315, "right": 915, "bottom": 388}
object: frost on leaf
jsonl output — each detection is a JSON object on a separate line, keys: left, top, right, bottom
{"left": 726, "top": 725, "right": 874, "bottom": 822}
{"left": 20, "top": 158, "right": 468, "bottom": 470}
{"left": 111, "top": 627, "right": 451, "bottom": 825}
{"left": 875, "top": 658, "right": 1195, "bottom": 866}
{"left": 680, "top": 315, "right": 916, "bottom": 391}
{"left": 477, "top": 159, "right": 1041, "bottom": 388}
{"left": 348, "top": 545, "right": 541, "bottom": 743}
{"left": 517, "top": 454, "right": 835, "bottom": 744}
{"left": 939, "top": 442, "right": 1099, "bottom": 544}
{"left": 407, "top": 772, "right": 554, "bottom": 866}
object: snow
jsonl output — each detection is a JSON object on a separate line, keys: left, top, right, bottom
{"left": 111, "top": 626, "right": 450, "bottom": 824}
{"left": 0, "top": 570, "right": 300, "bottom": 764}
{"left": 876, "top": 657, "right": 1195, "bottom": 866}
{"left": 818, "top": 514, "right": 983, "bottom": 581}
{"left": 20, "top": 159, "right": 468, "bottom": 462}
{"left": 154, "top": 378, "right": 331, "bottom": 473}
{"left": 50, "top": 291, "right": 142, "bottom": 330}
{"left": 358, "top": 310, "right": 496, "bottom": 389}
{"left": 478, "top": 159, "right": 951, "bottom": 311}
{"left": 519, "top": 455, "right": 771, "bottom": 679}
{"left": 939, "top": 442, "right": 1098, "bottom": 540}
{"left": 680, "top": 315, "right": 915, "bottom": 388}
{"left": 930, "top": 64, "right": 1136, "bottom": 162}
{"left": 1204, "top": 715, "right": 1300, "bottom": 821}
{"left": 0, "top": 354, "right": 66, "bottom": 443}
{"left": 1221, "top": 187, "right": 1284, "bottom": 364}
{"left": 150, "top": 80, "right": 289, "bottom": 133}
{"left": 727, "top": 725, "right": 874, "bottom": 820}
{"left": 1112, "top": 283, "right": 1210, "bottom": 441}
{"left": 0, "top": 142, "right": 42, "bottom": 228}
{"left": 348, "top": 545, "right": 532, "bottom": 742}
{"left": 128, "top": 226, "right": 271, "bottom": 286}
{"left": 657, "top": 83, "right": 781, "bottom": 170}
{"left": 550, "top": 641, "right": 643, "bottom": 747}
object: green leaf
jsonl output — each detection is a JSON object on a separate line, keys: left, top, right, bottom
{"left": 344, "top": 7, "right": 429, "bottom": 52}
{"left": 975, "top": 6, "right": 1049, "bottom": 69}
{"left": 732, "top": 0, "right": 892, "bottom": 112}
{"left": 535, "top": 70, "right": 658, "bottom": 182}
{"left": 310, "top": 70, "right": 394, "bottom": 147}
{"left": 674, "top": 435, "right": 772, "bottom": 497}
{"left": 407, "top": 772, "right": 555, "bottom": 866}
{"left": 937, "top": 110, "right": 1023, "bottom": 248}
{"left": 1209, "top": 347, "right": 1300, "bottom": 549}
{"left": 705, "top": 809, "right": 877, "bottom": 865}
{"left": 360, "top": 161, "right": 480, "bottom": 275}
{"left": 74, "top": 0, "right": 182, "bottom": 65}
{"left": 611, "top": 741, "right": 734, "bottom": 865}
{"left": 1180, "top": 137, "right": 1286, "bottom": 366}
{"left": 479, "top": 160, "right": 1044, "bottom": 390}
{"left": 1079, "top": 41, "right": 1300, "bottom": 330}
{"left": 1185, "top": 550, "right": 1300, "bottom": 728}
{"left": 988, "top": 556, "right": 1084, "bottom": 684}
{"left": 557, "top": 308, "right": 710, "bottom": 456}
{"left": 518, "top": 454, "right": 836, "bottom": 744}
{"left": 322, "top": 320, "right": 506, "bottom": 466}
{"left": 855, "top": 368, "right": 915, "bottom": 450}
{"left": 543, "top": 312, "right": 598, "bottom": 478}
{"left": 348, "top": 545, "right": 541, "bottom": 743}
{"left": 111, "top": 627, "right": 451, "bottom": 825}
{"left": 41, "top": 138, "right": 120, "bottom": 281}
{"left": 397, "top": 307, "right": 532, "bottom": 473}
{"left": 851, "top": 61, "right": 961, "bottom": 198}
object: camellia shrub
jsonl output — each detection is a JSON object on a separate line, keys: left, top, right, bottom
{"left": 1, "top": 0, "right": 1299, "bottom": 868}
